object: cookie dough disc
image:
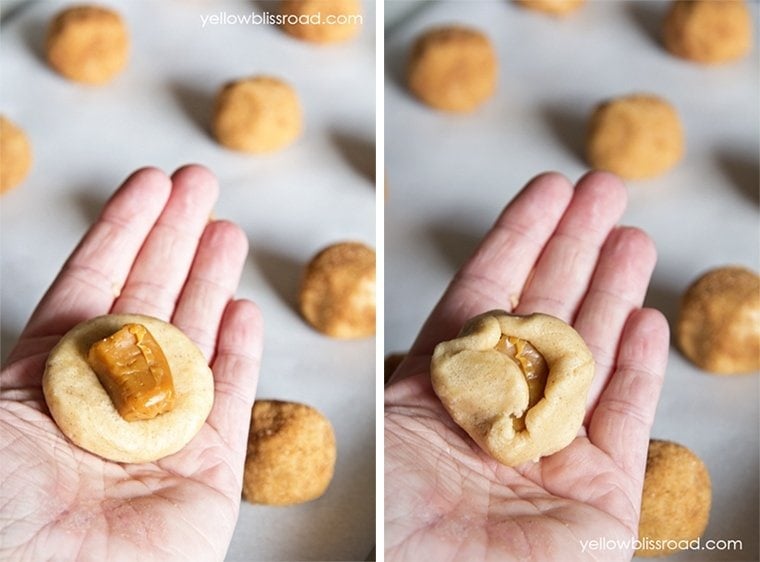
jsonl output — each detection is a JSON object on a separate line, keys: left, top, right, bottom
{"left": 212, "top": 76, "right": 302, "bottom": 153}
{"left": 0, "top": 116, "right": 32, "bottom": 194}
{"left": 637, "top": 439, "right": 711, "bottom": 557}
{"left": 516, "top": 0, "right": 585, "bottom": 16}
{"left": 281, "top": 0, "right": 362, "bottom": 43}
{"left": 45, "top": 5, "right": 129, "bottom": 84}
{"left": 586, "top": 93, "right": 684, "bottom": 180}
{"left": 243, "top": 400, "right": 336, "bottom": 505}
{"left": 676, "top": 266, "right": 760, "bottom": 374}
{"left": 407, "top": 26, "right": 497, "bottom": 112}
{"left": 299, "top": 241, "right": 376, "bottom": 338}
{"left": 43, "top": 314, "right": 214, "bottom": 463}
{"left": 663, "top": 0, "right": 752, "bottom": 64}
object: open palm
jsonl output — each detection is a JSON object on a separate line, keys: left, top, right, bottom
{"left": 0, "top": 165, "right": 262, "bottom": 561}
{"left": 385, "top": 172, "right": 669, "bottom": 562}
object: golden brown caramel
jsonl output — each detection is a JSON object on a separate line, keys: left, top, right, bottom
{"left": 496, "top": 335, "right": 549, "bottom": 431}
{"left": 88, "top": 323, "right": 175, "bottom": 421}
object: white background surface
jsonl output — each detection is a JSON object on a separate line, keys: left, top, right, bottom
{"left": 385, "top": 1, "right": 758, "bottom": 561}
{"left": 1, "top": 0, "right": 376, "bottom": 560}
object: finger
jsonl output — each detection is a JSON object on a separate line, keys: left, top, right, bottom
{"left": 171, "top": 220, "right": 249, "bottom": 361}
{"left": 207, "top": 299, "right": 263, "bottom": 458}
{"left": 574, "top": 227, "right": 658, "bottom": 421}
{"left": 20, "top": 167, "right": 172, "bottom": 340}
{"left": 111, "top": 164, "right": 219, "bottom": 319}
{"left": 514, "top": 171, "right": 628, "bottom": 322}
{"left": 587, "top": 308, "right": 669, "bottom": 476}
{"left": 406, "top": 172, "right": 574, "bottom": 362}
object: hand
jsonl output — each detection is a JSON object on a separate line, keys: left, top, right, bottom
{"left": 0, "top": 165, "right": 262, "bottom": 562}
{"left": 385, "top": 171, "right": 669, "bottom": 562}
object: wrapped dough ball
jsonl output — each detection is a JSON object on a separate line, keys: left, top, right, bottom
{"left": 431, "top": 310, "right": 594, "bottom": 466}
{"left": 676, "top": 266, "right": 760, "bottom": 374}
{"left": 586, "top": 93, "right": 684, "bottom": 180}
{"left": 45, "top": 4, "right": 129, "bottom": 84}
{"left": 243, "top": 400, "right": 336, "bottom": 505}
{"left": 299, "top": 241, "right": 376, "bottom": 338}
{"left": 663, "top": 0, "right": 752, "bottom": 64}
{"left": 0, "top": 116, "right": 32, "bottom": 194}
{"left": 516, "top": 0, "right": 585, "bottom": 16}
{"left": 637, "top": 439, "right": 711, "bottom": 557}
{"left": 407, "top": 25, "right": 497, "bottom": 112}
{"left": 212, "top": 76, "right": 302, "bottom": 154}
{"left": 280, "top": 0, "right": 361, "bottom": 43}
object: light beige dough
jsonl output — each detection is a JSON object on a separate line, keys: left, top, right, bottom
{"left": 431, "top": 310, "right": 594, "bottom": 466}
{"left": 43, "top": 314, "right": 213, "bottom": 463}
{"left": 280, "top": 0, "right": 362, "bottom": 43}
{"left": 0, "top": 116, "right": 32, "bottom": 194}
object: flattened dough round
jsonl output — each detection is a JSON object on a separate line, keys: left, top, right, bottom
{"left": 43, "top": 314, "right": 213, "bottom": 463}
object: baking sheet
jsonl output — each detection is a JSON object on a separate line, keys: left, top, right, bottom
{"left": 0, "top": 1, "right": 375, "bottom": 560}
{"left": 384, "top": 1, "right": 759, "bottom": 560}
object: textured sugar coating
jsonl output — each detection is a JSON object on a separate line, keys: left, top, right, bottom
{"left": 43, "top": 314, "right": 213, "bottom": 463}
{"left": 280, "top": 0, "right": 362, "bottom": 43}
{"left": 516, "top": 0, "right": 585, "bottom": 16}
{"left": 45, "top": 5, "right": 129, "bottom": 84}
{"left": 663, "top": 0, "right": 752, "bottom": 64}
{"left": 407, "top": 26, "right": 497, "bottom": 112}
{"left": 299, "top": 241, "right": 376, "bottom": 338}
{"left": 637, "top": 439, "right": 712, "bottom": 557}
{"left": 212, "top": 76, "right": 302, "bottom": 154}
{"left": 586, "top": 93, "right": 684, "bottom": 180}
{"left": 0, "top": 116, "right": 32, "bottom": 194}
{"left": 243, "top": 400, "right": 336, "bottom": 505}
{"left": 431, "top": 310, "right": 594, "bottom": 466}
{"left": 676, "top": 266, "right": 760, "bottom": 374}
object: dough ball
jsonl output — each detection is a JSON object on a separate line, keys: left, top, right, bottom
{"left": 212, "top": 76, "right": 302, "bottom": 154}
{"left": 243, "top": 400, "right": 336, "bottom": 505}
{"left": 280, "top": 0, "right": 362, "bottom": 43}
{"left": 637, "top": 439, "right": 711, "bottom": 557}
{"left": 586, "top": 93, "right": 684, "bottom": 180}
{"left": 45, "top": 4, "right": 129, "bottom": 84}
{"left": 676, "top": 266, "right": 760, "bottom": 374}
{"left": 42, "top": 314, "right": 214, "bottom": 464}
{"left": 407, "top": 26, "right": 497, "bottom": 112}
{"left": 663, "top": 0, "right": 752, "bottom": 64}
{"left": 299, "top": 241, "right": 376, "bottom": 338}
{"left": 0, "top": 116, "right": 32, "bottom": 194}
{"left": 516, "top": 0, "right": 585, "bottom": 16}
{"left": 431, "top": 311, "right": 594, "bottom": 466}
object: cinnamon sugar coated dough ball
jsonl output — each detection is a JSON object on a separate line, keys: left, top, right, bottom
{"left": 45, "top": 5, "right": 129, "bottom": 84}
{"left": 280, "top": 0, "right": 361, "bottom": 43}
{"left": 516, "top": 0, "right": 585, "bottom": 16}
{"left": 637, "top": 440, "right": 711, "bottom": 557}
{"left": 0, "top": 116, "right": 32, "bottom": 194}
{"left": 663, "top": 0, "right": 752, "bottom": 64}
{"left": 299, "top": 242, "right": 376, "bottom": 338}
{"left": 676, "top": 266, "right": 760, "bottom": 374}
{"left": 243, "top": 400, "right": 336, "bottom": 505}
{"left": 586, "top": 94, "right": 684, "bottom": 180}
{"left": 407, "top": 26, "right": 497, "bottom": 112}
{"left": 42, "top": 314, "right": 214, "bottom": 464}
{"left": 212, "top": 76, "right": 302, "bottom": 154}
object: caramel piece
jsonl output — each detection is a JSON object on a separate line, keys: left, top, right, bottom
{"left": 88, "top": 323, "right": 175, "bottom": 421}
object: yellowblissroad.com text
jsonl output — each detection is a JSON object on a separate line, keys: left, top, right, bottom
{"left": 579, "top": 536, "right": 743, "bottom": 554}
{"left": 199, "top": 11, "right": 363, "bottom": 28}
